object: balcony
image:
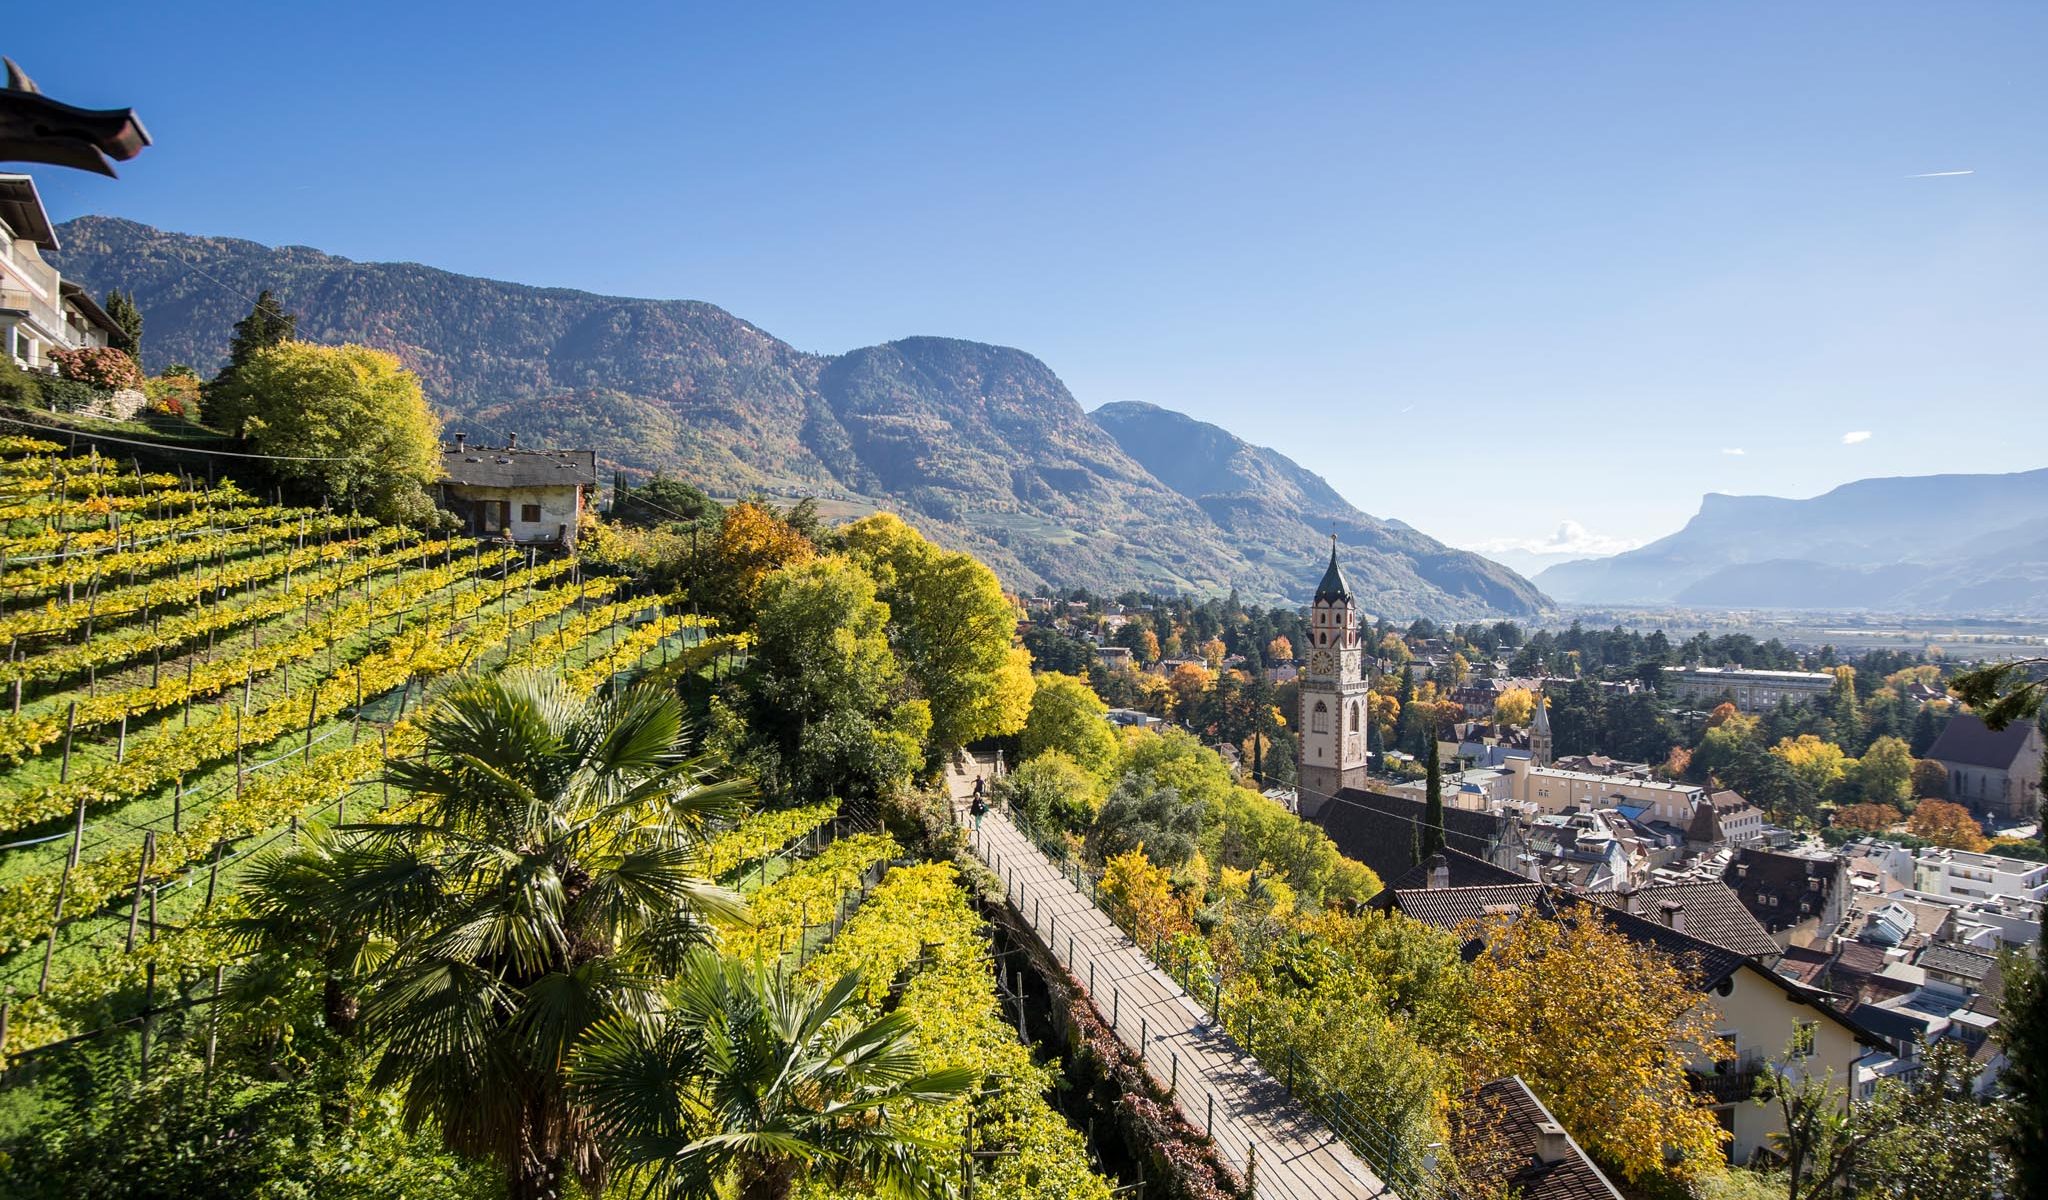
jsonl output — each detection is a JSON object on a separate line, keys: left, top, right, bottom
{"left": 1691, "top": 1053, "right": 1767, "bottom": 1104}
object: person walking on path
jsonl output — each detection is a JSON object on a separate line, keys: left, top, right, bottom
{"left": 969, "top": 775, "right": 988, "bottom": 831}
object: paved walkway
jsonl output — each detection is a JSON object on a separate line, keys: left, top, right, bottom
{"left": 951, "top": 760, "right": 1390, "bottom": 1200}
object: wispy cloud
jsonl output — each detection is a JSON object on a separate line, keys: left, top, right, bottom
{"left": 1721, "top": 447, "right": 1745, "bottom": 456}
{"left": 1908, "top": 169, "right": 1973, "bottom": 178}
{"left": 1469, "top": 520, "right": 1641, "bottom": 559}
{"left": 1842, "top": 430, "right": 1873, "bottom": 445}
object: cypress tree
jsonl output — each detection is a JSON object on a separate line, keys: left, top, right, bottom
{"left": 1421, "top": 732, "right": 1445, "bottom": 858}
{"left": 103, "top": 289, "right": 142, "bottom": 357}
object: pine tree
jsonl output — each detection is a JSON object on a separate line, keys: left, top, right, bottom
{"left": 102, "top": 289, "right": 142, "bottom": 357}
{"left": 227, "top": 290, "right": 297, "bottom": 368}
{"left": 1421, "top": 734, "right": 1445, "bottom": 858}
{"left": 207, "top": 290, "right": 301, "bottom": 435}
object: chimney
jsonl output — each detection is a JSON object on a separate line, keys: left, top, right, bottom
{"left": 1428, "top": 854, "right": 1449, "bottom": 890}
{"left": 1660, "top": 899, "right": 1686, "bottom": 935}
{"left": 507, "top": 432, "right": 518, "bottom": 450}
{"left": 1534, "top": 1121, "right": 1571, "bottom": 1165}
{"left": 453, "top": 432, "right": 466, "bottom": 453}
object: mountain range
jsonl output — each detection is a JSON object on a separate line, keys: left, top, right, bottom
{"left": 50, "top": 215, "right": 1546, "bottom": 619}
{"left": 1536, "top": 469, "right": 2048, "bottom": 614}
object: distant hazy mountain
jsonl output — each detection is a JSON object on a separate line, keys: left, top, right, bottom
{"left": 1091, "top": 401, "right": 1547, "bottom": 618}
{"left": 52, "top": 216, "right": 1545, "bottom": 618}
{"left": 1536, "top": 469, "right": 2048, "bottom": 614}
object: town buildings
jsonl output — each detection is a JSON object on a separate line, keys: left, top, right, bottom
{"left": 1662, "top": 665, "right": 1836, "bottom": 712}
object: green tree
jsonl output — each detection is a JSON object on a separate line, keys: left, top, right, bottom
{"left": 205, "top": 288, "right": 298, "bottom": 424}
{"left": 102, "top": 288, "right": 142, "bottom": 357}
{"left": 1089, "top": 770, "right": 1201, "bottom": 867}
{"left": 2004, "top": 946, "right": 2048, "bottom": 1200}
{"left": 1020, "top": 672, "right": 1118, "bottom": 776}
{"left": 842, "top": 513, "right": 1033, "bottom": 749}
{"left": 574, "top": 951, "right": 973, "bottom": 1200}
{"left": 255, "top": 671, "right": 751, "bottom": 1200}
{"left": 1853, "top": 735, "right": 1914, "bottom": 806}
{"left": 996, "top": 750, "right": 1098, "bottom": 834}
{"left": 612, "top": 473, "right": 722, "bottom": 529}
{"left": 206, "top": 341, "right": 444, "bottom": 523}
{"left": 749, "top": 556, "right": 917, "bottom": 804}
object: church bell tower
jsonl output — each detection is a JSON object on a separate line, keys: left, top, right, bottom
{"left": 1296, "top": 537, "right": 1372, "bottom": 817}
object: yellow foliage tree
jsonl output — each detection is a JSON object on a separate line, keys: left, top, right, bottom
{"left": 1770, "top": 734, "right": 1851, "bottom": 795}
{"left": 1490, "top": 686, "right": 1535, "bottom": 728}
{"left": 1098, "top": 848, "right": 1196, "bottom": 949}
{"left": 1378, "top": 632, "right": 1412, "bottom": 665}
{"left": 1266, "top": 635, "right": 1293, "bottom": 662}
{"left": 208, "top": 340, "right": 442, "bottom": 523}
{"left": 1906, "top": 799, "right": 1990, "bottom": 851}
{"left": 1463, "top": 909, "right": 1726, "bottom": 1180}
{"left": 841, "top": 512, "right": 1033, "bottom": 746}
{"left": 1200, "top": 637, "right": 1228, "bottom": 669}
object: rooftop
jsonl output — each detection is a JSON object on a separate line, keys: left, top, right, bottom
{"left": 1463, "top": 1077, "right": 1623, "bottom": 1200}
{"left": 1924, "top": 711, "right": 2041, "bottom": 771}
{"left": 440, "top": 442, "right": 598, "bottom": 490}
{"left": 0, "top": 174, "right": 56, "bottom": 250}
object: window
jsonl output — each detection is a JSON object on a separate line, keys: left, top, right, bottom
{"left": 1791, "top": 1021, "right": 1817, "bottom": 1058}
{"left": 1311, "top": 701, "right": 1329, "bottom": 734}
{"left": 520, "top": 503, "right": 542, "bottom": 523}
{"left": 1349, "top": 703, "right": 1361, "bottom": 732}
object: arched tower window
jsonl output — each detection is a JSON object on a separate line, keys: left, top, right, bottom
{"left": 1349, "top": 702, "right": 1361, "bottom": 732}
{"left": 1311, "top": 701, "right": 1329, "bottom": 734}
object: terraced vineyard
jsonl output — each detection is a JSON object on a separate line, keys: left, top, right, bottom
{"left": 0, "top": 437, "right": 722, "bottom": 1059}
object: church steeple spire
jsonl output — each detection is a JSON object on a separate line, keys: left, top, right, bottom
{"left": 1313, "top": 532, "right": 1351, "bottom": 603}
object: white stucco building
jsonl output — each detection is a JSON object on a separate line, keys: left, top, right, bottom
{"left": 1, "top": 175, "right": 123, "bottom": 371}
{"left": 437, "top": 435, "right": 598, "bottom": 549}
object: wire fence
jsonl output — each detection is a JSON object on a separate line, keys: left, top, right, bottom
{"left": 988, "top": 795, "right": 1460, "bottom": 1200}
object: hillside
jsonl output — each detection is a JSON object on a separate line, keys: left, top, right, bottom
{"left": 1536, "top": 468, "right": 2048, "bottom": 614}
{"left": 1091, "top": 401, "right": 1547, "bottom": 617}
{"left": 51, "top": 215, "right": 1543, "bottom": 617}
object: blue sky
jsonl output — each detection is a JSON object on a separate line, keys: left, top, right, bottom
{"left": 18, "top": 2, "right": 2047, "bottom": 563}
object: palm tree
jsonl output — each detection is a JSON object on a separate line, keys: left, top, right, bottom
{"left": 575, "top": 950, "right": 975, "bottom": 1200}
{"left": 248, "top": 670, "right": 752, "bottom": 1200}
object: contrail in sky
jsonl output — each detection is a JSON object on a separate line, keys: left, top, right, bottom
{"left": 1908, "top": 169, "right": 1974, "bottom": 178}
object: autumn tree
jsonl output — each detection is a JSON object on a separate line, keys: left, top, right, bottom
{"left": 1490, "top": 686, "right": 1535, "bottom": 728}
{"left": 698, "top": 502, "right": 816, "bottom": 625}
{"left": 1911, "top": 758, "right": 1949, "bottom": 800}
{"left": 1200, "top": 637, "right": 1228, "bottom": 669}
{"left": 1098, "top": 848, "right": 1197, "bottom": 949}
{"left": 1833, "top": 803, "right": 1903, "bottom": 834}
{"left": 1463, "top": 908, "right": 1726, "bottom": 1180}
{"left": 1266, "top": 635, "right": 1293, "bottom": 662}
{"left": 1379, "top": 632, "right": 1412, "bottom": 666}
{"left": 1770, "top": 734, "right": 1851, "bottom": 820}
{"left": 1906, "top": 800, "right": 1990, "bottom": 851}
{"left": 1020, "top": 672, "right": 1118, "bottom": 776}
{"left": 204, "top": 341, "right": 442, "bottom": 524}
{"left": 1167, "top": 661, "right": 1215, "bottom": 717}
{"left": 841, "top": 513, "right": 1033, "bottom": 749}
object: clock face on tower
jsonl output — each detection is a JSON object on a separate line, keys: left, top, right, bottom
{"left": 1308, "top": 649, "right": 1333, "bottom": 675}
